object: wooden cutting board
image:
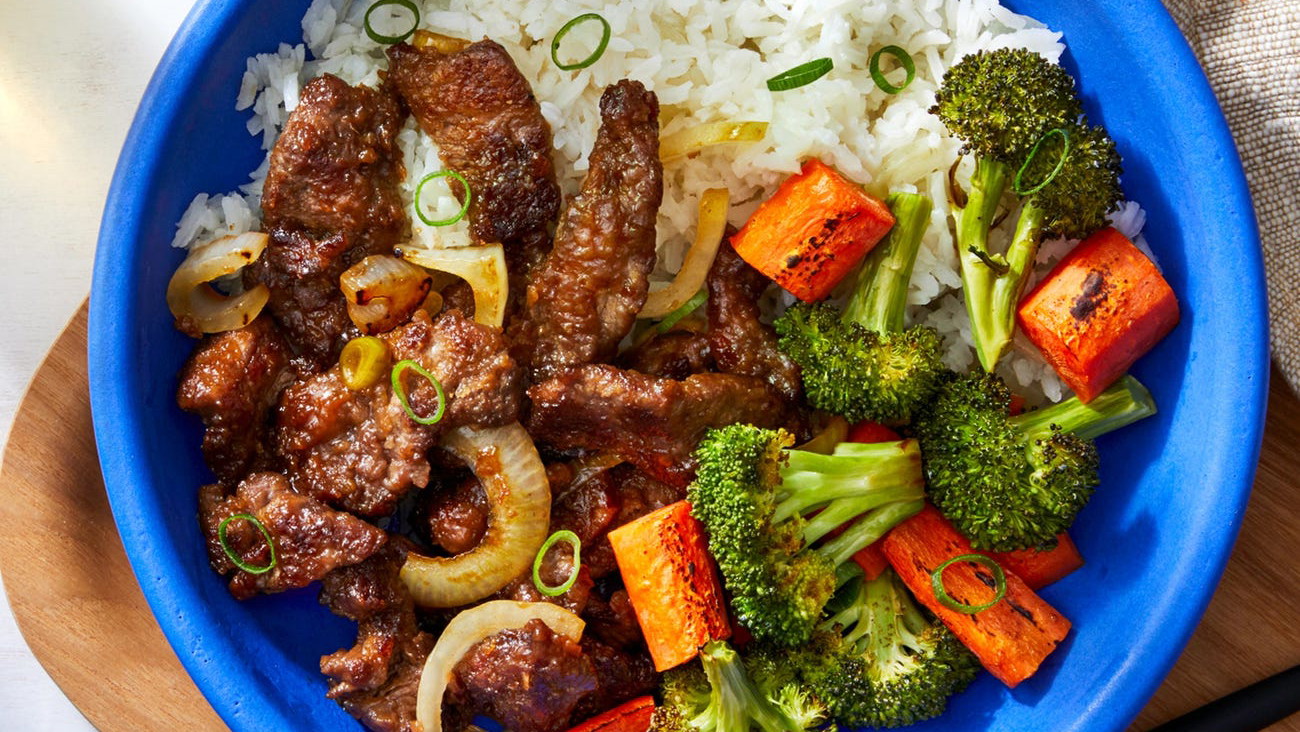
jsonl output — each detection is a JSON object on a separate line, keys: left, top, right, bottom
{"left": 0, "top": 304, "right": 1295, "bottom": 731}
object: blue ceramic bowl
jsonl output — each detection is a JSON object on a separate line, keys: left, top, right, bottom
{"left": 89, "top": 1, "right": 1269, "bottom": 730}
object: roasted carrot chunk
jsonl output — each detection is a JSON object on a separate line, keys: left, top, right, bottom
{"left": 882, "top": 505, "right": 1071, "bottom": 687}
{"left": 851, "top": 542, "right": 891, "bottom": 581}
{"left": 608, "top": 500, "right": 731, "bottom": 671}
{"left": 565, "top": 696, "right": 655, "bottom": 732}
{"left": 1017, "top": 227, "right": 1178, "bottom": 402}
{"left": 846, "top": 420, "right": 902, "bottom": 444}
{"left": 987, "top": 533, "right": 1084, "bottom": 590}
{"left": 731, "top": 159, "right": 895, "bottom": 302}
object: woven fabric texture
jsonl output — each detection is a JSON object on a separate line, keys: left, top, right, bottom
{"left": 1163, "top": 0, "right": 1300, "bottom": 390}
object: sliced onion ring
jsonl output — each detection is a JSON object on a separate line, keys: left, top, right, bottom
{"left": 659, "top": 121, "right": 768, "bottom": 161}
{"left": 639, "top": 188, "right": 729, "bottom": 319}
{"left": 412, "top": 29, "right": 470, "bottom": 53}
{"left": 166, "top": 232, "right": 270, "bottom": 336}
{"left": 400, "top": 422, "right": 551, "bottom": 608}
{"left": 340, "top": 255, "right": 433, "bottom": 335}
{"left": 398, "top": 244, "right": 508, "bottom": 328}
{"left": 414, "top": 601, "right": 584, "bottom": 732}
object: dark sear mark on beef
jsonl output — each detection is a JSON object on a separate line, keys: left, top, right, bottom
{"left": 275, "top": 309, "right": 522, "bottom": 517}
{"left": 177, "top": 317, "right": 293, "bottom": 486}
{"left": 707, "top": 240, "right": 803, "bottom": 402}
{"left": 245, "top": 74, "right": 407, "bottom": 370}
{"left": 444, "top": 618, "right": 599, "bottom": 732}
{"left": 198, "top": 472, "right": 388, "bottom": 600}
{"left": 617, "top": 329, "right": 713, "bottom": 380}
{"left": 512, "top": 81, "right": 664, "bottom": 382}
{"left": 424, "top": 474, "right": 488, "bottom": 555}
{"left": 387, "top": 41, "right": 561, "bottom": 247}
{"left": 527, "top": 364, "right": 793, "bottom": 487}
{"left": 320, "top": 540, "right": 433, "bottom": 732}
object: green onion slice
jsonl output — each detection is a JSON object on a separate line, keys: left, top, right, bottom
{"left": 391, "top": 359, "right": 447, "bottom": 425}
{"left": 363, "top": 0, "right": 420, "bottom": 45}
{"left": 533, "top": 530, "right": 582, "bottom": 597}
{"left": 766, "top": 58, "right": 834, "bottom": 92}
{"left": 218, "top": 513, "right": 277, "bottom": 575}
{"left": 656, "top": 289, "right": 708, "bottom": 334}
{"left": 551, "top": 13, "right": 612, "bottom": 71}
{"left": 415, "top": 171, "right": 472, "bottom": 227}
{"left": 1013, "top": 128, "right": 1071, "bottom": 196}
{"left": 869, "top": 45, "right": 916, "bottom": 94}
{"left": 931, "top": 553, "right": 1007, "bottom": 614}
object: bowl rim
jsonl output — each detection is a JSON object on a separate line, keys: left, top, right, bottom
{"left": 88, "top": 0, "right": 1270, "bottom": 730}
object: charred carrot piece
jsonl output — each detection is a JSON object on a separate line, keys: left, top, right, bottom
{"left": 731, "top": 159, "right": 895, "bottom": 302}
{"left": 882, "top": 505, "right": 1071, "bottom": 687}
{"left": 986, "top": 533, "right": 1084, "bottom": 590}
{"left": 608, "top": 500, "right": 731, "bottom": 671}
{"left": 1017, "top": 227, "right": 1179, "bottom": 402}
{"left": 565, "top": 696, "right": 655, "bottom": 732}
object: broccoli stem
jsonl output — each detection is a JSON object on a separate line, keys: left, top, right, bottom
{"left": 775, "top": 442, "right": 923, "bottom": 523}
{"left": 983, "top": 200, "right": 1048, "bottom": 370}
{"left": 843, "top": 192, "right": 934, "bottom": 333}
{"left": 697, "top": 641, "right": 791, "bottom": 732}
{"left": 819, "top": 499, "right": 924, "bottom": 568}
{"left": 1008, "top": 374, "right": 1156, "bottom": 439}
{"left": 954, "top": 157, "right": 1011, "bottom": 372}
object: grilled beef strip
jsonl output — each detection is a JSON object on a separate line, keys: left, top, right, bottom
{"left": 245, "top": 74, "right": 408, "bottom": 370}
{"left": 511, "top": 81, "right": 663, "bottom": 382}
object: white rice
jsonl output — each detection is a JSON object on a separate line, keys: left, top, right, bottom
{"left": 172, "top": 0, "right": 1155, "bottom": 404}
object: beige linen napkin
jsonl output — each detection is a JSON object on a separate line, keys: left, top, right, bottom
{"left": 1162, "top": 0, "right": 1300, "bottom": 391}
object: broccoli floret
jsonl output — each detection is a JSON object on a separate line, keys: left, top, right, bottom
{"left": 808, "top": 567, "right": 981, "bottom": 728}
{"left": 931, "top": 48, "right": 1123, "bottom": 371}
{"left": 649, "top": 641, "right": 829, "bottom": 732}
{"left": 913, "top": 371, "right": 1156, "bottom": 551}
{"left": 775, "top": 193, "right": 946, "bottom": 424}
{"left": 689, "top": 424, "right": 926, "bottom": 646}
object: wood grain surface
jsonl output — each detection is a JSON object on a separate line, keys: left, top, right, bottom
{"left": 0, "top": 305, "right": 1295, "bottom": 731}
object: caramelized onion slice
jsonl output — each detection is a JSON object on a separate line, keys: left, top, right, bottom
{"left": 340, "top": 255, "right": 433, "bottom": 335}
{"left": 659, "top": 121, "right": 768, "bottom": 161}
{"left": 639, "top": 188, "right": 729, "bottom": 319}
{"left": 398, "top": 244, "right": 508, "bottom": 328}
{"left": 412, "top": 29, "right": 471, "bottom": 53}
{"left": 414, "top": 601, "right": 583, "bottom": 732}
{"left": 166, "top": 232, "right": 270, "bottom": 336}
{"left": 401, "top": 422, "right": 550, "bottom": 608}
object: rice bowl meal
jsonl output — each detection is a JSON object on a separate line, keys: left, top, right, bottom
{"left": 164, "top": 0, "right": 1183, "bottom": 729}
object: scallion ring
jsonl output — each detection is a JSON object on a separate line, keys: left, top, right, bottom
{"left": 1013, "top": 127, "right": 1071, "bottom": 196}
{"left": 551, "top": 13, "right": 611, "bottom": 71}
{"left": 869, "top": 45, "right": 916, "bottom": 94}
{"left": 766, "top": 58, "right": 834, "bottom": 92}
{"left": 656, "top": 289, "right": 708, "bottom": 334}
{"left": 391, "top": 359, "right": 446, "bottom": 426}
{"left": 415, "top": 170, "right": 472, "bottom": 227}
{"left": 218, "top": 513, "right": 277, "bottom": 575}
{"left": 931, "top": 553, "right": 1006, "bottom": 614}
{"left": 363, "top": 0, "right": 420, "bottom": 45}
{"left": 532, "top": 530, "right": 582, "bottom": 597}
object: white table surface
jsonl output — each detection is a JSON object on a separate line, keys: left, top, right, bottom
{"left": 0, "top": 1, "right": 198, "bottom": 729}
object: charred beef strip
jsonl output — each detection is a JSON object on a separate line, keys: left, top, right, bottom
{"left": 706, "top": 240, "right": 803, "bottom": 402}
{"left": 527, "top": 364, "right": 792, "bottom": 487}
{"left": 444, "top": 618, "right": 598, "bottom": 732}
{"left": 177, "top": 317, "right": 294, "bottom": 487}
{"left": 276, "top": 309, "right": 522, "bottom": 517}
{"left": 616, "top": 329, "right": 713, "bottom": 380}
{"left": 320, "top": 541, "right": 433, "bottom": 732}
{"left": 198, "top": 472, "right": 387, "bottom": 600}
{"left": 245, "top": 74, "right": 407, "bottom": 370}
{"left": 512, "top": 81, "right": 664, "bottom": 381}
{"left": 386, "top": 40, "right": 560, "bottom": 248}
